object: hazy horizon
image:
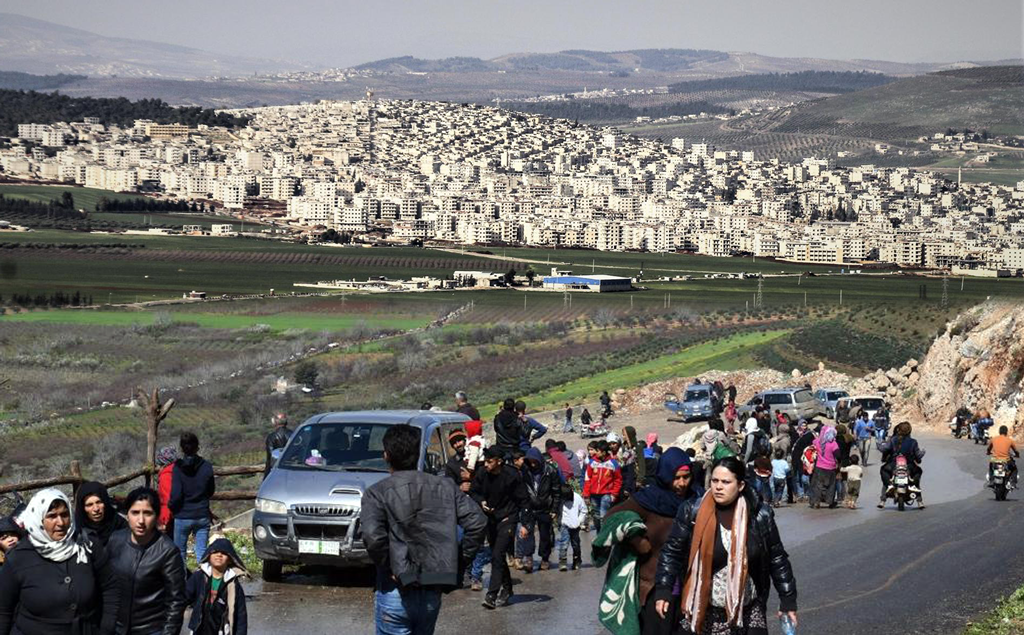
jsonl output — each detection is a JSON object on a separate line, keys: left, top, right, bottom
{"left": 3, "top": 0, "right": 1022, "bottom": 69}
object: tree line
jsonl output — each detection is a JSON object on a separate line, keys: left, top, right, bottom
{"left": 96, "top": 196, "right": 213, "bottom": 213}
{"left": 0, "top": 89, "right": 251, "bottom": 137}
{"left": 669, "top": 71, "right": 896, "bottom": 95}
{"left": 503, "top": 99, "right": 730, "bottom": 123}
{"left": 2, "top": 291, "right": 94, "bottom": 308}
{"left": 0, "top": 71, "right": 86, "bottom": 91}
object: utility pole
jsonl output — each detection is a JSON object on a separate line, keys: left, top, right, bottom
{"left": 961, "top": 275, "right": 964, "bottom": 291}
{"left": 941, "top": 271, "right": 949, "bottom": 309}
{"left": 755, "top": 275, "right": 763, "bottom": 308}
{"left": 523, "top": 294, "right": 527, "bottom": 310}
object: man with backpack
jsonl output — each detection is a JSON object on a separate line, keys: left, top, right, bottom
{"left": 743, "top": 418, "right": 772, "bottom": 465}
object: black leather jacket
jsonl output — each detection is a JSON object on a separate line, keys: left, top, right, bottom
{"left": 521, "top": 462, "right": 562, "bottom": 519}
{"left": 654, "top": 490, "right": 797, "bottom": 612}
{"left": 264, "top": 426, "right": 293, "bottom": 476}
{"left": 106, "top": 529, "right": 186, "bottom": 635}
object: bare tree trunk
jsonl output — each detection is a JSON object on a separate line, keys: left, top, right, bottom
{"left": 136, "top": 387, "right": 175, "bottom": 488}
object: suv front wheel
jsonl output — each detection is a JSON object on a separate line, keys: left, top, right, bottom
{"left": 262, "top": 559, "right": 283, "bottom": 583}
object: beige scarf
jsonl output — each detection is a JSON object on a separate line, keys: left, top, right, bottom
{"left": 681, "top": 493, "right": 750, "bottom": 633}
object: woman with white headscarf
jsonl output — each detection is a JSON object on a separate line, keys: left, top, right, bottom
{"left": 0, "top": 488, "right": 119, "bottom": 635}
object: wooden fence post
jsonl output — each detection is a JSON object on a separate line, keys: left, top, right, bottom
{"left": 136, "top": 387, "right": 175, "bottom": 489}
{"left": 69, "top": 461, "right": 82, "bottom": 501}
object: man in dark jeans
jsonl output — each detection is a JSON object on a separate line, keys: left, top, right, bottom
{"left": 169, "top": 431, "right": 215, "bottom": 564}
{"left": 362, "top": 425, "right": 486, "bottom": 635}
{"left": 263, "top": 412, "right": 293, "bottom": 478}
{"left": 518, "top": 448, "right": 562, "bottom": 573}
{"left": 470, "top": 446, "right": 528, "bottom": 610}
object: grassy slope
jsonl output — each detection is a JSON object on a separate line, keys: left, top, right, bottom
{"left": 964, "top": 584, "right": 1024, "bottom": 635}
{"left": 479, "top": 329, "right": 790, "bottom": 418}
{"left": 1, "top": 310, "right": 430, "bottom": 332}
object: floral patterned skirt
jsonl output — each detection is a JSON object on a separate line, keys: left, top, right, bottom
{"left": 696, "top": 602, "right": 768, "bottom": 635}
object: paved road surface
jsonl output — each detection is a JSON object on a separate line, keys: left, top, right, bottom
{"left": 244, "top": 432, "right": 1024, "bottom": 634}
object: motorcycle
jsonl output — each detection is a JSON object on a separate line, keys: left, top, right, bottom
{"left": 972, "top": 422, "right": 993, "bottom": 445}
{"left": 989, "top": 459, "right": 1012, "bottom": 501}
{"left": 949, "top": 416, "right": 969, "bottom": 439}
{"left": 579, "top": 417, "right": 610, "bottom": 439}
{"left": 885, "top": 455, "right": 921, "bottom": 511}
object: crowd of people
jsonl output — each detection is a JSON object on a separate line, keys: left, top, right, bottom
{"left": 0, "top": 432, "right": 248, "bottom": 635}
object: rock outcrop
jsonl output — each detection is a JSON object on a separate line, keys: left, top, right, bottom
{"left": 908, "top": 302, "right": 1024, "bottom": 437}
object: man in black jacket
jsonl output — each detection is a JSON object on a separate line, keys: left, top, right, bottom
{"left": 169, "top": 432, "right": 215, "bottom": 565}
{"left": 263, "top": 412, "right": 293, "bottom": 478}
{"left": 518, "top": 447, "right": 562, "bottom": 573}
{"left": 470, "top": 446, "right": 528, "bottom": 609}
{"left": 361, "top": 424, "right": 487, "bottom": 635}
{"left": 493, "top": 398, "right": 525, "bottom": 457}
{"left": 444, "top": 429, "right": 472, "bottom": 493}
{"left": 454, "top": 391, "right": 481, "bottom": 420}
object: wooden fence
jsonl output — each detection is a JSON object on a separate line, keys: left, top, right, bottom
{"left": 0, "top": 388, "right": 262, "bottom": 502}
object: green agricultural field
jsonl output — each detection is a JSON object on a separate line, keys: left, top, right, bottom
{"left": 0, "top": 184, "right": 147, "bottom": 209}
{"left": 1, "top": 309, "right": 430, "bottom": 332}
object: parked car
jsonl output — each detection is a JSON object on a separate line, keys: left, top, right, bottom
{"left": 834, "top": 395, "right": 887, "bottom": 423}
{"left": 737, "top": 387, "right": 819, "bottom": 422}
{"left": 664, "top": 383, "right": 716, "bottom": 421}
{"left": 253, "top": 410, "right": 470, "bottom": 581}
{"left": 814, "top": 387, "right": 850, "bottom": 419}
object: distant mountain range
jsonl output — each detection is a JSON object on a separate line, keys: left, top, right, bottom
{"left": 2, "top": 13, "right": 1019, "bottom": 80}
{"left": 0, "top": 13, "right": 312, "bottom": 78}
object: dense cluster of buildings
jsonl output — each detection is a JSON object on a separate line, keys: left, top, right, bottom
{"left": 3, "top": 99, "right": 1023, "bottom": 275}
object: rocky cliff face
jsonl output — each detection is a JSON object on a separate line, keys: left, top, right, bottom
{"left": 906, "top": 302, "right": 1024, "bottom": 436}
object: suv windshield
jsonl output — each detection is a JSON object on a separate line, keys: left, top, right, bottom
{"left": 827, "top": 391, "right": 848, "bottom": 401}
{"left": 685, "top": 389, "right": 710, "bottom": 402}
{"left": 279, "top": 422, "right": 392, "bottom": 472}
{"left": 858, "top": 398, "right": 885, "bottom": 410}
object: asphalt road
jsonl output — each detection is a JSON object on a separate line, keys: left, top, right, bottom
{"left": 244, "top": 432, "right": 1024, "bottom": 634}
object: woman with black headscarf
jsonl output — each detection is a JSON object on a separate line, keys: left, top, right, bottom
{"left": 0, "top": 488, "right": 119, "bottom": 635}
{"left": 605, "top": 447, "right": 704, "bottom": 635}
{"left": 76, "top": 482, "right": 128, "bottom": 547}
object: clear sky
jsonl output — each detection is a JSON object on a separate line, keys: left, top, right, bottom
{"left": 5, "top": 0, "right": 1023, "bottom": 68}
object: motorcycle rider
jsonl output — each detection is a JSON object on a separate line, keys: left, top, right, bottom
{"left": 973, "top": 409, "right": 994, "bottom": 444}
{"left": 952, "top": 406, "right": 972, "bottom": 438}
{"left": 987, "top": 425, "right": 1020, "bottom": 489}
{"left": 877, "top": 421, "right": 926, "bottom": 509}
{"left": 263, "top": 412, "right": 293, "bottom": 478}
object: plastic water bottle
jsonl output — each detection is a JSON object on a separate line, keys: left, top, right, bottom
{"left": 780, "top": 614, "right": 797, "bottom": 635}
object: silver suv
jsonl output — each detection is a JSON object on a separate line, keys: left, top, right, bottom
{"left": 737, "top": 387, "right": 819, "bottom": 422}
{"left": 253, "top": 410, "right": 470, "bottom": 581}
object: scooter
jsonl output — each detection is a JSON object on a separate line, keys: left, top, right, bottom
{"left": 988, "top": 459, "right": 1014, "bottom": 501}
{"left": 579, "top": 417, "right": 610, "bottom": 439}
{"left": 949, "top": 416, "right": 969, "bottom": 439}
{"left": 885, "top": 455, "right": 921, "bottom": 511}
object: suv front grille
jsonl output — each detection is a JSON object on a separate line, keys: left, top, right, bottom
{"left": 293, "top": 504, "right": 358, "bottom": 518}
{"left": 295, "top": 523, "right": 349, "bottom": 540}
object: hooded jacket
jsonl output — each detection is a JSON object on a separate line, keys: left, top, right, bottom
{"left": 469, "top": 463, "right": 528, "bottom": 523}
{"left": 185, "top": 538, "right": 248, "bottom": 635}
{"left": 106, "top": 528, "right": 187, "bottom": 635}
{"left": 263, "top": 426, "right": 293, "bottom": 477}
{"left": 0, "top": 516, "right": 22, "bottom": 567}
{"left": 583, "top": 455, "right": 622, "bottom": 499}
{"left": 169, "top": 455, "right": 216, "bottom": 520}
{"left": 522, "top": 448, "right": 562, "bottom": 519}
{"left": 75, "top": 481, "right": 128, "bottom": 547}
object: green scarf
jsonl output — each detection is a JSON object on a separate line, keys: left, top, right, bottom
{"left": 592, "top": 510, "right": 647, "bottom": 635}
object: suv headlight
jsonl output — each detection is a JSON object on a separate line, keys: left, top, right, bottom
{"left": 256, "top": 498, "right": 287, "bottom": 514}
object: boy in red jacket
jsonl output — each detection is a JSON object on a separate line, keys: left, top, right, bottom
{"left": 582, "top": 440, "right": 621, "bottom": 532}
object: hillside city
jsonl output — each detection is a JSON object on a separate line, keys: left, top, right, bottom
{"left": 4, "top": 98, "right": 1024, "bottom": 276}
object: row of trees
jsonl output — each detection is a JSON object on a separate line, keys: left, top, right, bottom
{"left": 669, "top": 71, "right": 896, "bottom": 95}
{"left": 2, "top": 291, "right": 94, "bottom": 308}
{"left": 95, "top": 197, "right": 213, "bottom": 213}
{"left": 0, "top": 89, "right": 251, "bottom": 136}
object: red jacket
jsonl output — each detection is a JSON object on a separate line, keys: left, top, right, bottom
{"left": 583, "top": 457, "right": 622, "bottom": 498}
{"left": 157, "top": 463, "right": 175, "bottom": 528}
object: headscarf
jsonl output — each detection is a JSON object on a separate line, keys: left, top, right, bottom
{"left": 19, "top": 488, "right": 92, "bottom": 564}
{"left": 623, "top": 426, "right": 639, "bottom": 448}
{"left": 744, "top": 417, "right": 759, "bottom": 435}
{"left": 465, "top": 420, "right": 483, "bottom": 438}
{"left": 820, "top": 425, "right": 837, "bottom": 446}
{"left": 702, "top": 429, "right": 721, "bottom": 456}
{"left": 631, "top": 448, "right": 698, "bottom": 518}
{"left": 156, "top": 446, "right": 178, "bottom": 467}
{"left": 75, "top": 481, "right": 125, "bottom": 546}
{"left": 646, "top": 432, "right": 658, "bottom": 446}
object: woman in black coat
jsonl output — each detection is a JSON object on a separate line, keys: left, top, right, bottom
{"left": 76, "top": 482, "right": 129, "bottom": 547}
{"left": 0, "top": 488, "right": 119, "bottom": 635}
{"left": 652, "top": 457, "right": 797, "bottom": 635}
{"left": 107, "top": 488, "right": 187, "bottom": 635}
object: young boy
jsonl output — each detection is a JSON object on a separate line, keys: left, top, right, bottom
{"left": 184, "top": 537, "right": 249, "bottom": 635}
{"left": 557, "top": 483, "right": 586, "bottom": 571}
{"left": 771, "top": 448, "right": 791, "bottom": 508}
{"left": 583, "top": 441, "right": 622, "bottom": 533}
{"left": 464, "top": 419, "right": 488, "bottom": 474}
{"left": 0, "top": 516, "right": 22, "bottom": 568}
{"left": 841, "top": 454, "right": 864, "bottom": 509}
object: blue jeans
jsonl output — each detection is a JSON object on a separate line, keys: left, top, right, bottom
{"left": 173, "top": 517, "right": 210, "bottom": 565}
{"left": 556, "top": 526, "right": 582, "bottom": 563}
{"left": 563, "top": 417, "right": 574, "bottom": 432}
{"left": 590, "top": 494, "right": 613, "bottom": 532}
{"left": 375, "top": 587, "right": 442, "bottom": 635}
{"left": 470, "top": 545, "right": 491, "bottom": 581}
{"left": 772, "top": 477, "right": 787, "bottom": 503}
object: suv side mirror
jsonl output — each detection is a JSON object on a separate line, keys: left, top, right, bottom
{"left": 271, "top": 448, "right": 283, "bottom": 464}
{"left": 424, "top": 452, "right": 444, "bottom": 475}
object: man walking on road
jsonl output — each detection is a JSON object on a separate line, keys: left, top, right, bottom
{"left": 362, "top": 424, "right": 487, "bottom": 635}
{"left": 454, "top": 391, "right": 481, "bottom": 421}
{"left": 471, "top": 446, "right": 528, "bottom": 609}
{"left": 853, "top": 414, "right": 875, "bottom": 466}
{"left": 263, "top": 412, "right": 293, "bottom": 478}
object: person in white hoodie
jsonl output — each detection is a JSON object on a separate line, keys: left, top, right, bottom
{"left": 556, "top": 483, "right": 586, "bottom": 571}
{"left": 184, "top": 537, "right": 248, "bottom": 635}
